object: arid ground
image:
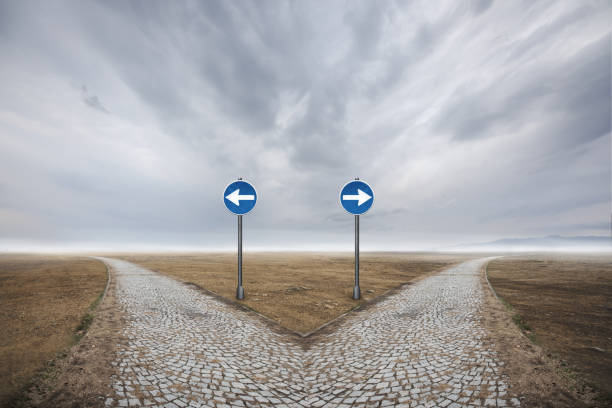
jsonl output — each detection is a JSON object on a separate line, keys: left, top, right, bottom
{"left": 487, "top": 254, "right": 612, "bottom": 404}
{"left": 0, "top": 255, "right": 108, "bottom": 406}
{"left": 1, "top": 252, "right": 611, "bottom": 407}
{"left": 113, "top": 252, "right": 473, "bottom": 334}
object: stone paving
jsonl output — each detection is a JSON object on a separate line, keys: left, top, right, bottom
{"left": 99, "top": 257, "right": 520, "bottom": 407}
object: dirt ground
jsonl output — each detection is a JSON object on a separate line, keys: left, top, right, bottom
{"left": 487, "top": 254, "right": 612, "bottom": 406}
{"left": 25, "top": 260, "right": 123, "bottom": 408}
{"left": 4, "top": 252, "right": 608, "bottom": 407}
{"left": 0, "top": 255, "right": 108, "bottom": 407}
{"left": 115, "top": 252, "right": 473, "bottom": 334}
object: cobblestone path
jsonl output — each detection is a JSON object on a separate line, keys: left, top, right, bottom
{"left": 100, "top": 258, "right": 520, "bottom": 408}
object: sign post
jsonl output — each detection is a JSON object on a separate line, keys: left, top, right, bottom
{"left": 354, "top": 214, "right": 359, "bottom": 300}
{"left": 339, "top": 178, "right": 374, "bottom": 300}
{"left": 224, "top": 178, "right": 257, "bottom": 300}
{"left": 237, "top": 214, "right": 243, "bottom": 299}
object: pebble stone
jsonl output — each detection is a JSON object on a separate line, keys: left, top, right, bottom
{"left": 98, "top": 257, "right": 520, "bottom": 407}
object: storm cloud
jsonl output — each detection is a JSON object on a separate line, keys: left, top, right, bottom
{"left": 0, "top": 0, "right": 610, "bottom": 251}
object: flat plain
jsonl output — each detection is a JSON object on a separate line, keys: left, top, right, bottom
{"left": 114, "top": 252, "right": 474, "bottom": 334}
{"left": 0, "top": 255, "right": 108, "bottom": 406}
{"left": 3, "top": 251, "right": 611, "bottom": 407}
{"left": 487, "top": 254, "right": 612, "bottom": 402}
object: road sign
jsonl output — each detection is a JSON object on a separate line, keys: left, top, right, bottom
{"left": 224, "top": 178, "right": 257, "bottom": 300}
{"left": 340, "top": 178, "right": 374, "bottom": 300}
{"left": 339, "top": 180, "right": 374, "bottom": 215}
{"left": 224, "top": 180, "right": 257, "bottom": 215}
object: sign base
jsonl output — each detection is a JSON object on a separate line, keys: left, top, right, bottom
{"left": 353, "top": 285, "right": 361, "bottom": 300}
{"left": 236, "top": 285, "right": 245, "bottom": 300}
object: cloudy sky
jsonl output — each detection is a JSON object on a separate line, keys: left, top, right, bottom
{"left": 0, "top": 0, "right": 610, "bottom": 251}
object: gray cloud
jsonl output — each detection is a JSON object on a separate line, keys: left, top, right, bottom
{"left": 0, "top": 0, "right": 610, "bottom": 251}
{"left": 439, "top": 33, "right": 610, "bottom": 144}
{"left": 470, "top": 0, "right": 493, "bottom": 16}
{"left": 81, "top": 85, "right": 109, "bottom": 113}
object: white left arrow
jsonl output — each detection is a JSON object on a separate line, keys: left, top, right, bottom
{"left": 342, "top": 189, "right": 372, "bottom": 206}
{"left": 225, "top": 189, "right": 255, "bottom": 206}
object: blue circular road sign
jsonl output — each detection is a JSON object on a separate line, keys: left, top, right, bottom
{"left": 224, "top": 180, "right": 257, "bottom": 215}
{"left": 339, "top": 180, "right": 374, "bottom": 215}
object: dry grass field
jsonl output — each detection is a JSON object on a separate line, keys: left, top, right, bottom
{"left": 116, "top": 252, "right": 472, "bottom": 334}
{"left": 5, "top": 251, "right": 609, "bottom": 406}
{"left": 0, "top": 255, "right": 108, "bottom": 406}
{"left": 487, "top": 254, "right": 612, "bottom": 402}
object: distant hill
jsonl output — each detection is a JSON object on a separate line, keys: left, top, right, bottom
{"left": 449, "top": 235, "right": 611, "bottom": 252}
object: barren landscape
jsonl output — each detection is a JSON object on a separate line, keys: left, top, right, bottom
{"left": 114, "top": 252, "right": 474, "bottom": 334}
{"left": 2, "top": 252, "right": 611, "bottom": 407}
{"left": 2, "top": 1, "right": 609, "bottom": 406}
{"left": 487, "top": 254, "right": 612, "bottom": 404}
{"left": 0, "top": 255, "right": 108, "bottom": 406}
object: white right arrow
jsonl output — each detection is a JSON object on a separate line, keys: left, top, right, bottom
{"left": 342, "top": 189, "right": 372, "bottom": 206}
{"left": 225, "top": 189, "right": 255, "bottom": 206}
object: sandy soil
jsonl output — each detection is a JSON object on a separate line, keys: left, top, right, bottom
{"left": 112, "top": 252, "right": 474, "bottom": 334}
{"left": 485, "top": 254, "right": 612, "bottom": 407}
{"left": 0, "top": 255, "right": 108, "bottom": 406}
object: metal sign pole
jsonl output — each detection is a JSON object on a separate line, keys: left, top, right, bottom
{"left": 340, "top": 177, "right": 371, "bottom": 301}
{"left": 236, "top": 214, "right": 244, "bottom": 299}
{"left": 353, "top": 214, "right": 361, "bottom": 300}
{"left": 224, "top": 176, "right": 255, "bottom": 300}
